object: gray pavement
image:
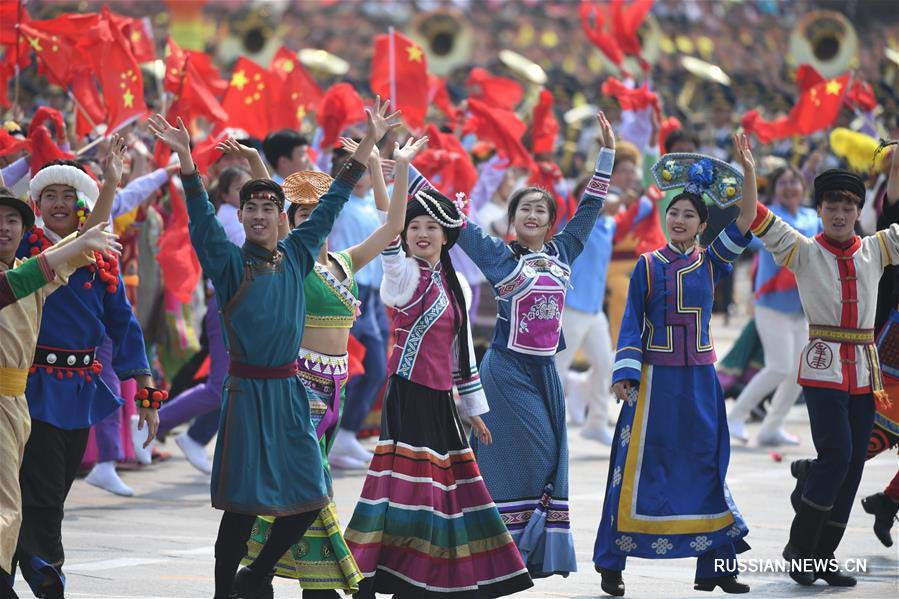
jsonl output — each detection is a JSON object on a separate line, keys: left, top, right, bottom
{"left": 12, "top": 312, "right": 899, "bottom": 598}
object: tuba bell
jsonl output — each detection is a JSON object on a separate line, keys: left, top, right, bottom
{"left": 408, "top": 10, "right": 473, "bottom": 76}
{"left": 788, "top": 10, "right": 858, "bottom": 79}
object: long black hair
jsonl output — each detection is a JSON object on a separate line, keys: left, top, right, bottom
{"left": 209, "top": 165, "right": 251, "bottom": 210}
{"left": 402, "top": 188, "right": 472, "bottom": 377}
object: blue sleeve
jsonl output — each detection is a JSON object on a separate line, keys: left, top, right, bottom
{"left": 182, "top": 172, "right": 243, "bottom": 301}
{"left": 112, "top": 168, "right": 169, "bottom": 218}
{"left": 1, "top": 157, "right": 29, "bottom": 187}
{"left": 612, "top": 255, "right": 648, "bottom": 384}
{"left": 283, "top": 158, "right": 364, "bottom": 272}
{"left": 553, "top": 147, "right": 615, "bottom": 261}
{"left": 103, "top": 277, "right": 151, "bottom": 379}
{"left": 706, "top": 221, "right": 752, "bottom": 284}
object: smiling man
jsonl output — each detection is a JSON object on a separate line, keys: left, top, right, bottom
{"left": 751, "top": 165, "right": 899, "bottom": 588}
{"left": 148, "top": 99, "right": 398, "bottom": 599}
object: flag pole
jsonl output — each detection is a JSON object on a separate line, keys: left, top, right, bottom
{"left": 388, "top": 26, "right": 397, "bottom": 110}
{"left": 13, "top": 0, "right": 23, "bottom": 111}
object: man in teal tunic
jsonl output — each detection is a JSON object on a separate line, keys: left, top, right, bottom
{"left": 148, "top": 102, "right": 399, "bottom": 599}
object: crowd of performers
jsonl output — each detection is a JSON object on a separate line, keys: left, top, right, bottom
{"left": 0, "top": 94, "right": 897, "bottom": 599}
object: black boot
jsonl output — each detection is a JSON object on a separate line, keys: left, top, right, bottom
{"left": 595, "top": 566, "right": 625, "bottom": 597}
{"left": 789, "top": 459, "right": 812, "bottom": 513}
{"left": 861, "top": 492, "right": 899, "bottom": 548}
{"left": 694, "top": 575, "right": 750, "bottom": 593}
{"left": 783, "top": 502, "right": 829, "bottom": 586}
{"left": 813, "top": 522, "right": 857, "bottom": 586}
{"left": 231, "top": 566, "right": 265, "bottom": 599}
{"left": 0, "top": 567, "right": 19, "bottom": 599}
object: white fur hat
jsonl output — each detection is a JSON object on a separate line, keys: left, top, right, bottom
{"left": 29, "top": 164, "right": 100, "bottom": 209}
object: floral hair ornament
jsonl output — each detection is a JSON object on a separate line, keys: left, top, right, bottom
{"left": 650, "top": 153, "right": 744, "bottom": 209}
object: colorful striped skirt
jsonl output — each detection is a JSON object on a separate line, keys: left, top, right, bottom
{"left": 243, "top": 349, "right": 363, "bottom": 591}
{"left": 344, "top": 375, "right": 533, "bottom": 598}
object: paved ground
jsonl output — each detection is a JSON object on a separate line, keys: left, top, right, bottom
{"left": 11, "top": 310, "right": 899, "bottom": 598}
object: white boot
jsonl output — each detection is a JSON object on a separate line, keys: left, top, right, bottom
{"left": 175, "top": 432, "right": 212, "bottom": 474}
{"left": 85, "top": 461, "right": 134, "bottom": 496}
{"left": 332, "top": 428, "right": 374, "bottom": 462}
{"left": 565, "top": 371, "right": 588, "bottom": 426}
{"left": 328, "top": 453, "right": 369, "bottom": 471}
{"left": 727, "top": 418, "right": 749, "bottom": 444}
{"left": 130, "top": 414, "right": 153, "bottom": 465}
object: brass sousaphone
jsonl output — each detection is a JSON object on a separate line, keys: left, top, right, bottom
{"left": 789, "top": 10, "right": 859, "bottom": 79}
{"left": 408, "top": 10, "right": 473, "bottom": 76}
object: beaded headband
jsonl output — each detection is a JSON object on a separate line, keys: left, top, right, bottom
{"left": 246, "top": 191, "right": 280, "bottom": 204}
{"left": 413, "top": 189, "right": 465, "bottom": 228}
{"left": 651, "top": 153, "right": 744, "bottom": 209}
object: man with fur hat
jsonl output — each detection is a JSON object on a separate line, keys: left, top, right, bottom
{"left": 10, "top": 137, "right": 158, "bottom": 599}
{"left": 0, "top": 179, "right": 123, "bottom": 598}
{"left": 750, "top": 156, "right": 899, "bottom": 587}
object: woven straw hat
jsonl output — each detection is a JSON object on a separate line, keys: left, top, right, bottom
{"left": 282, "top": 170, "right": 333, "bottom": 206}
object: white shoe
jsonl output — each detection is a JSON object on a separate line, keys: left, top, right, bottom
{"left": 727, "top": 418, "right": 749, "bottom": 444}
{"left": 130, "top": 414, "right": 153, "bottom": 465}
{"left": 757, "top": 428, "right": 800, "bottom": 447}
{"left": 328, "top": 452, "right": 369, "bottom": 470}
{"left": 581, "top": 425, "right": 614, "bottom": 445}
{"left": 85, "top": 461, "right": 134, "bottom": 497}
{"left": 175, "top": 432, "right": 212, "bottom": 474}
{"left": 333, "top": 428, "right": 374, "bottom": 462}
{"left": 565, "top": 372, "right": 588, "bottom": 426}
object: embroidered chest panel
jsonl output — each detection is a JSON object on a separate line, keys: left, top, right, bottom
{"left": 497, "top": 251, "right": 571, "bottom": 356}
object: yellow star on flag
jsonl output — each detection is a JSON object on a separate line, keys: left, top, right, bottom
{"left": 231, "top": 70, "right": 249, "bottom": 91}
{"left": 281, "top": 59, "right": 295, "bottom": 74}
{"left": 406, "top": 44, "right": 423, "bottom": 63}
{"left": 296, "top": 105, "right": 306, "bottom": 121}
{"left": 26, "top": 36, "right": 42, "bottom": 52}
{"left": 123, "top": 88, "right": 135, "bottom": 108}
{"left": 825, "top": 79, "right": 843, "bottom": 95}
{"left": 131, "top": 30, "right": 142, "bottom": 44}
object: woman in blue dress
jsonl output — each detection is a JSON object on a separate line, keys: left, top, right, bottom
{"left": 592, "top": 134, "right": 758, "bottom": 596}
{"left": 407, "top": 113, "right": 616, "bottom": 577}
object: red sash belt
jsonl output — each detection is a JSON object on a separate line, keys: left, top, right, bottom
{"left": 229, "top": 361, "right": 298, "bottom": 379}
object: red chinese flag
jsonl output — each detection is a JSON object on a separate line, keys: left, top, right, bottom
{"left": 316, "top": 83, "right": 365, "bottom": 149}
{"left": 191, "top": 132, "right": 227, "bottom": 176}
{"left": 742, "top": 73, "right": 850, "bottom": 144}
{"left": 157, "top": 181, "right": 201, "bottom": 304}
{"left": 269, "top": 47, "right": 323, "bottom": 130}
{"left": 530, "top": 89, "right": 559, "bottom": 155}
{"left": 412, "top": 123, "right": 478, "bottom": 201}
{"left": 428, "top": 74, "right": 459, "bottom": 124}
{"left": 0, "top": 0, "right": 27, "bottom": 46}
{"left": 221, "top": 57, "right": 276, "bottom": 138}
{"left": 466, "top": 67, "right": 523, "bottom": 112}
{"left": 579, "top": 1, "right": 625, "bottom": 68}
{"left": 846, "top": 79, "right": 877, "bottom": 112}
{"left": 464, "top": 98, "right": 534, "bottom": 170}
{"left": 71, "top": 68, "right": 108, "bottom": 138}
{"left": 370, "top": 32, "right": 429, "bottom": 131}
{"left": 18, "top": 22, "right": 77, "bottom": 86}
{"left": 116, "top": 16, "right": 156, "bottom": 63}
{"left": 0, "top": 62, "right": 12, "bottom": 108}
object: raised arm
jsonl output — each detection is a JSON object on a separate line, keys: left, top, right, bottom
{"left": 216, "top": 137, "right": 270, "bottom": 180}
{"left": 348, "top": 136, "right": 428, "bottom": 271}
{"left": 43, "top": 222, "right": 120, "bottom": 272}
{"left": 732, "top": 132, "right": 759, "bottom": 234}
{"left": 284, "top": 98, "right": 401, "bottom": 266}
{"left": 554, "top": 112, "right": 616, "bottom": 260}
{"left": 81, "top": 134, "right": 127, "bottom": 231}
{"left": 148, "top": 114, "right": 240, "bottom": 292}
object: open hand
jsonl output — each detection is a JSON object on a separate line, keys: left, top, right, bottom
{"left": 339, "top": 136, "right": 381, "bottom": 163}
{"left": 79, "top": 222, "right": 122, "bottom": 257}
{"left": 393, "top": 136, "right": 428, "bottom": 165}
{"left": 366, "top": 95, "right": 402, "bottom": 143}
{"left": 147, "top": 114, "right": 191, "bottom": 156}
{"left": 595, "top": 111, "right": 616, "bottom": 151}
{"left": 216, "top": 137, "right": 258, "bottom": 160}
{"left": 469, "top": 415, "right": 493, "bottom": 445}
{"left": 103, "top": 134, "right": 128, "bottom": 183}
{"left": 732, "top": 132, "right": 755, "bottom": 172}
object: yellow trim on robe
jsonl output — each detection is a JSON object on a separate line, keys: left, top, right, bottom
{"left": 617, "top": 365, "right": 735, "bottom": 534}
{"left": 0, "top": 367, "right": 28, "bottom": 396}
{"left": 876, "top": 231, "right": 892, "bottom": 267}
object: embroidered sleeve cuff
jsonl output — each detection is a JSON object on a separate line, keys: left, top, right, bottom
{"left": 612, "top": 359, "right": 642, "bottom": 384}
{"left": 750, "top": 201, "right": 774, "bottom": 237}
{"left": 709, "top": 222, "right": 752, "bottom": 263}
{"left": 381, "top": 236, "right": 403, "bottom": 257}
{"left": 595, "top": 147, "right": 615, "bottom": 177}
{"left": 456, "top": 374, "right": 488, "bottom": 417}
{"left": 407, "top": 165, "right": 433, "bottom": 198}
{"left": 36, "top": 253, "right": 55, "bottom": 284}
{"left": 334, "top": 158, "right": 366, "bottom": 188}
